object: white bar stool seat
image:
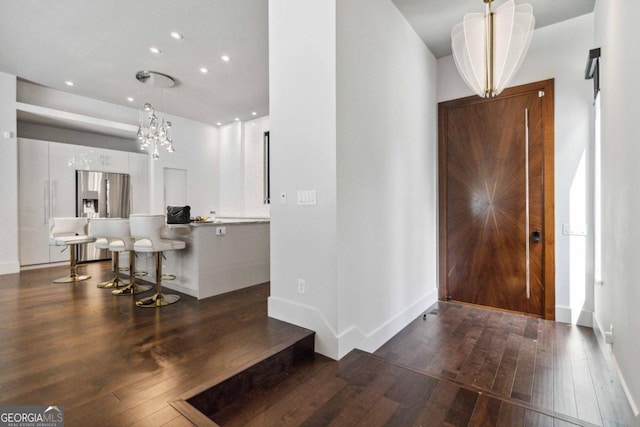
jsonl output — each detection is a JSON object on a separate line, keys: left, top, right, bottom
{"left": 108, "top": 219, "right": 152, "bottom": 296}
{"left": 130, "top": 214, "right": 185, "bottom": 307}
{"left": 49, "top": 217, "right": 96, "bottom": 283}
{"left": 89, "top": 218, "right": 127, "bottom": 289}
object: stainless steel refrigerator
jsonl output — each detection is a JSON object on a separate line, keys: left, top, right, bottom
{"left": 76, "top": 170, "right": 130, "bottom": 262}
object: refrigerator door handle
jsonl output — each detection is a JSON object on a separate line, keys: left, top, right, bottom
{"left": 44, "top": 180, "right": 49, "bottom": 225}
{"left": 50, "top": 180, "right": 55, "bottom": 219}
{"left": 105, "top": 178, "right": 110, "bottom": 218}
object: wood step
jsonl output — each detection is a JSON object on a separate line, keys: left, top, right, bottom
{"left": 170, "top": 328, "right": 315, "bottom": 426}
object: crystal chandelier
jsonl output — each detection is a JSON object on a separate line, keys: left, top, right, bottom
{"left": 135, "top": 71, "right": 176, "bottom": 159}
{"left": 451, "top": 0, "right": 535, "bottom": 98}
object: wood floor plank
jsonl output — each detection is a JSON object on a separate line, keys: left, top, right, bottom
{"left": 468, "top": 394, "right": 501, "bottom": 427}
{"left": 578, "top": 328, "right": 637, "bottom": 426}
{"left": 531, "top": 320, "right": 554, "bottom": 412}
{"left": 511, "top": 336, "right": 537, "bottom": 403}
{"left": 496, "top": 400, "right": 526, "bottom": 427}
{"left": 553, "top": 324, "right": 579, "bottom": 418}
{"left": 492, "top": 332, "right": 522, "bottom": 396}
{"left": 443, "top": 387, "right": 479, "bottom": 426}
{"left": 568, "top": 327, "right": 602, "bottom": 425}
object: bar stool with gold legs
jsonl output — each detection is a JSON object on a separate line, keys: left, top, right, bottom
{"left": 130, "top": 214, "right": 185, "bottom": 307}
{"left": 108, "top": 218, "right": 152, "bottom": 296}
{"left": 49, "top": 217, "right": 96, "bottom": 283}
{"left": 88, "top": 218, "right": 127, "bottom": 289}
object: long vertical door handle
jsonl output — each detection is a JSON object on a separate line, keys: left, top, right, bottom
{"left": 525, "top": 108, "right": 531, "bottom": 300}
{"left": 44, "top": 181, "right": 49, "bottom": 225}
{"left": 105, "top": 178, "right": 110, "bottom": 218}
{"left": 50, "top": 180, "right": 55, "bottom": 218}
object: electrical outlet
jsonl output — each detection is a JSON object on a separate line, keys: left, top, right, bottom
{"left": 605, "top": 325, "right": 614, "bottom": 344}
{"left": 215, "top": 226, "right": 226, "bottom": 236}
{"left": 297, "top": 278, "right": 305, "bottom": 294}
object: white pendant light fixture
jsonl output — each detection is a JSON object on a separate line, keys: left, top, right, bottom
{"left": 451, "top": 0, "right": 535, "bottom": 98}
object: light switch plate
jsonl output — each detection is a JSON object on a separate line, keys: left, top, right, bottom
{"left": 297, "top": 190, "right": 317, "bottom": 205}
{"left": 562, "top": 223, "right": 587, "bottom": 236}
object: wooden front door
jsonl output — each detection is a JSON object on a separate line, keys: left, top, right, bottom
{"left": 438, "top": 80, "right": 555, "bottom": 319}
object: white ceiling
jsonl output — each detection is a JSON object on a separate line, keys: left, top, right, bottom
{"left": 0, "top": 0, "right": 269, "bottom": 128}
{"left": 391, "top": 0, "right": 595, "bottom": 58}
{"left": 0, "top": 0, "right": 594, "bottom": 131}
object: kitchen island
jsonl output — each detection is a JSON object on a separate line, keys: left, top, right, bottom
{"left": 133, "top": 218, "right": 269, "bottom": 299}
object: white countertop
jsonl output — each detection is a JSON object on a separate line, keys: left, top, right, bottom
{"left": 189, "top": 218, "right": 270, "bottom": 227}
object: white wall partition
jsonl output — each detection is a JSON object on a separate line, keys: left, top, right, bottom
{"left": 594, "top": 0, "right": 640, "bottom": 417}
{"left": 268, "top": 0, "right": 438, "bottom": 359}
{"left": 0, "top": 72, "right": 19, "bottom": 274}
{"left": 335, "top": 0, "right": 438, "bottom": 355}
{"left": 438, "top": 14, "right": 595, "bottom": 326}
{"left": 269, "top": 0, "right": 340, "bottom": 357}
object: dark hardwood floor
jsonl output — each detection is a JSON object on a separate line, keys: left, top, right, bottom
{"left": 0, "top": 262, "right": 310, "bottom": 426}
{"left": 0, "top": 262, "right": 636, "bottom": 426}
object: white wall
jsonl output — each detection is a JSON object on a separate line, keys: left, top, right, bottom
{"left": 0, "top": 72, "right": 19, "bottom": 274}
{"left": 18, "top": 122, "right": 138, "bottom": 153}
{"left": 268, "top": 0, "right": 438, "bottom": 359}
{"left": 243, "top": 116, "right": 270, "bottom": 218}
{"left": 219, "top": 122, "right": 244, "bottom": 217}
{"left": 594, "top": 0, "right": 640, "bottom": 417}
{"left": 438, "top": 14, "right": 595, "bottom": 326}
{"left": 268, "top": 0, "right": 339, "bottom": 357}
{"left": 147, "top": 111, "right": 219, "bottom": 218}
{"left": 218, "top": 116, "right": 270, "bottom": 218}
{"left": 336, "top": 0, "right": 438, "bottom": 355}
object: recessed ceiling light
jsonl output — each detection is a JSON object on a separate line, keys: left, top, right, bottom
{"left": 170, "top": 31, "right": 183, "bottom": 40}
{"left": 127, "top": 97, "right": 135, "bottom": 102}
{"left": 216, "top": 122, "right": 222, "bottom": 126}
{"left": 200, "top": 67, "right": 209, "bottom": 74}
{"left": 251, "top": 111, "right": 257, "bottom": 116}
{"left": 234, "top": 117, "right": 240, "bottom": 121}
{"left": 149, "top": 47, "right": 161, "bottom": 54}
{"left": 221, "top": 55, "right": 230, "bottom": 62}
{"left": 65, "top": 81, "right": 74, "bottom": 86}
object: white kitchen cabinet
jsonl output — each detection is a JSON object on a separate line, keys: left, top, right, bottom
{"left": 19, "top": 139, "right": 143, "bottom": 267}
{"left": 48, "top": 142, "right": 77, "bottom": 262}
{"left": 104, "top": 149, "right": 130, "bottom": 173}
{"left": 75, "top": 146, "right": 129, "bottom": 173}
{"left": 19, "top": 139, "right": 76, "bottom": 266}
{"left": 129, "top": 152, "right": 150, "bottom": 214}
{"left": 19, "top": 139, "right": 50, "bottom": 265}
{"left": 75, "top": 146, "right": 102, "bottom": 171}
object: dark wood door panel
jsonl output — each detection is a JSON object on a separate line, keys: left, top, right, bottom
{"left": 438, "top": 81, "right": 554, "bottom": 318}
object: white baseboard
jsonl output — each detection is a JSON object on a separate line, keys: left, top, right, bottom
{"left": 268, "top": 287, "right": 439, "bottom": 360}
{"left": 20, "top": 261, "right": 67, "bottom": 271}
{"left": 268, "top": 296, "right": 340, "bottom": 359}
{"left": 593, "top": 313, "right": 640, "bottom": 417}
{"left": 555, "top": 305, "right": 593, "bottom": 327}
{"left": 611, "top": 352, "right": 640, "bottom": 417}
{"left": 346, "top": 287, "right": 439, "bottom": 357}
{"left": 0, "top": 261, "right": 20, "bottom": 275}
{"left": 555, "top": 306, "right": 572, "bottom": 323}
